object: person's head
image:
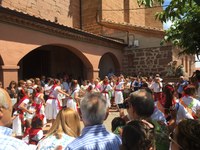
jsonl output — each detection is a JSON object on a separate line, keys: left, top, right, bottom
{"left": 170, "top": 119, "right": 200, "bottom": 150}
{"left": 90, "top": 78, "right": 94, "bottom": 84}
{"left": 35, "top": 85, "right": 44, "bottom": 93}
{"left": 48, "top": 78, "right": 54, "bottom": 86}
{"left": 41, "top": 75, "right": 46, "bottom": 81}
{"left": 31, "top": 114, "right": 44, "bottom": 129}
{"left": 126, "top": 89, "right": 154, "bottom": 120}
{"left": 82, "top": 80, "right": 87, "bottom": 86}
{"left": 148, "top": 76, "right": 153, "bottom": 82}
{"left": 121, "top": 120, "right": 155, "bottom": 150}
{"left": 183, "top": 84, "right": 196, "bottom": 97}
{"left": 87, "top": 85, "right": 93, "bottom": 92}
{"left": 154, "top": 77, "right": 160, "bottom": 83}
{"left": 71, "top": 80, "right": 78, "bottom": 89}
{"left": 29, "top": 78, "right": 35, "bottom": 85}
{"left": 141, "top": 82, "right": 148, "bottom": 88}
{"left": 8, "top": 80, "right": 17, "bottom": 89}
{"left": 103, "top": 76, "right": 109, "bottom": 84}
{"left": 18, "top": 88, "right": 29, "bottom": 99}
{"left": 26, "top": 80, "right": 32, "bottom": 88}
{"left": 155, "top": 74, "right": 160, "bottom": 77}
{"left": 94, "top": 79, "right": 99, "bottom": 85}
{"left": 18, "top": 80, "right": 26, "bottom": 88}
{"left": 47, "top": 108, "right": 80, "bottom": 139}
{"left": 53, "top": 78, "right": 59, "bottom": 85}
{"left": 163, "top": 84, "right": 175, "bottom": 114}
{"left": 0, "top": 88, "right": 12, "bottom": 127}
{"left": 111, "top": 117, "right": 126, "bottom": 132}
{"left": 81, "top": 92, "right": 107, "bottom": 126}
{"left": 179, "top": 76, "right": 184, "bottom": 82}
{"left": 35, "top": 78, "right": 41, "bottom": 85}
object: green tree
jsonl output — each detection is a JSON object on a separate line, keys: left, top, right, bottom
{"left": 137, "top": 0, "right": 200, "bottom": 58}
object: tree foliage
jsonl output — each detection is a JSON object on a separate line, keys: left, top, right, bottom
{"left": 138, "top": 0, "right": 200, "bottom": 58}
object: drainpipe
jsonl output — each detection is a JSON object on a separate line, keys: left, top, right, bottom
{"left": 80, "top": 0, "right": 82, "bottom": 30}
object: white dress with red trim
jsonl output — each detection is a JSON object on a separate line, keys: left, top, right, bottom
{"left": 34, "top": 93, "right": 47, "bottom": 124}
{"left": 100, "top": 84, "right": 112, "bottom": 108}
{"left": 114, "top": 82, "right": 124, "bottom": 105}
{"left": 67, "top": 88, "right": 79, "bottom": 111}
{"left": 12, "top": 97, "right": 29, "bottom": 136}
{"left": 45, "top": 85, "right": 62, "bottom": 120}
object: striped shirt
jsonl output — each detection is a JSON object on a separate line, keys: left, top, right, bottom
{"left": 66, "top": 124, "right": 122, "bottom": 150}
{"left": 37, "top": 133, "right": 75, "bottom": 150}
{"left": 0, "top": 126, "right": 30, "bottom": 150}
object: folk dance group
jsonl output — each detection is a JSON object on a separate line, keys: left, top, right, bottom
{"left": 2, "top": 72, "right": 200, "bottom": 150}
{"left": 8, "top": 76, "right": 125, "bottom": 140}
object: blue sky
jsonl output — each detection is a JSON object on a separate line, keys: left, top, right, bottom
{"left": 163, "top": 0, "right": 172, "bottom": 30}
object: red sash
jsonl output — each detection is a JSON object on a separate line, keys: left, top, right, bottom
{"left": 16, "top": 96, "right": 28, "bottom": 125}
{"left": 16, "top": 96, "right": 29, "bottom": 110}
{"left": 48, "top": 85, "right": 61, "bottom": 110}
{"left": 180, "top": 98, "right": 198, "bottom": 119}
{"left": 35, "top": 93, "right": 43, "bottom": 114}
{"left": 29, "top": 128, "right": 42, "bottom": 145}
{"left": 23, "top": 127, "right": 31, "bottom": 138}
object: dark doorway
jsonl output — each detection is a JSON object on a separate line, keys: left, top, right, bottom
{"left": 98, "top": 53, "right": 120, "bottom": 79}
{"left": 18, "top": 45, "right": 85, "bottom": 80}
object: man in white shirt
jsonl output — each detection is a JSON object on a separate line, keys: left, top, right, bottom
{"left": 150, "top": 77, "right": 163, "bottom": 101}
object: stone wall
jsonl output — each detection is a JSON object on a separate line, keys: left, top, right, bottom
{"left": 122, "top": 46, "right": 173, "bottom": 76}
{"left": 1, "top": 0, "right": 80, "bottom": 28}
{"left": 122, "top": 45, "right": 195, "bottom": 77}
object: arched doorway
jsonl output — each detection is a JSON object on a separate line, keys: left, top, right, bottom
{"left": 98, "top": 52, "right": 120, "bottom": 79}
{"left": 18, "top": 45, "right": 88, "bottom": 82}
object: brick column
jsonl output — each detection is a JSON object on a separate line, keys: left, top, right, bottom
{"left": 0, "top": 65, "right": 19, "bottom": 88}
{"left": 87, "top": 67, "right": 99, "bottom": 80}
{"left": 93, "top": 68, "right": 100, "bottom": 79}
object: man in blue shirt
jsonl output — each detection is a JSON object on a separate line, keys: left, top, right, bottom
{"left": 177, "top": 76, "right": 188, "bottom": 98}
{"left": 66, "top": 92, "right": 122, "bottom": 150}
{"left": 0, "top": 88, "right": 30, "bottom": 150}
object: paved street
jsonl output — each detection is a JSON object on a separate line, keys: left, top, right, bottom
{"left": 43, "top": 108, "right": 122, "bottom": 134}
{"left": 103, "top": 108, "right": 122, "bottom": 132}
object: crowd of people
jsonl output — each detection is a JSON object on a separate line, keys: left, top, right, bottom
{"left": 0, "top": 71, "right": 200, "bottom": 150}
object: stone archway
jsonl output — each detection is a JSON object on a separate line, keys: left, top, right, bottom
{"left": 98, "top": 52, "right": 120, "bottom": 79}
{"left": 18, "top": 45, "right": 93, "bottom": 82}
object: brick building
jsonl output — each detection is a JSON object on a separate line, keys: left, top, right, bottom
{"left": 0, "top": 0, "right": 195, "bottom": 87}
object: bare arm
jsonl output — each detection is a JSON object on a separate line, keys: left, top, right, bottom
{"left": 74, "top": 92, "right": 81, "bottom": 104}
{"left": 19, "top": 102, "right": 33, "bottom": 114}
{"left": 58, "top": 88, "right": 70, "bottom": 97}
{"left": 39, "top": 93, "right": 46, "bottom": 104}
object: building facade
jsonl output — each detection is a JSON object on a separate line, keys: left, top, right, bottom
{"left": 0, "top": 0, "right": 195, "bottom": 87}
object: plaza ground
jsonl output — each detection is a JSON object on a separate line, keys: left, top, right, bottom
{"left": 43, "top": 108, "right": 122, "bottom": 134}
